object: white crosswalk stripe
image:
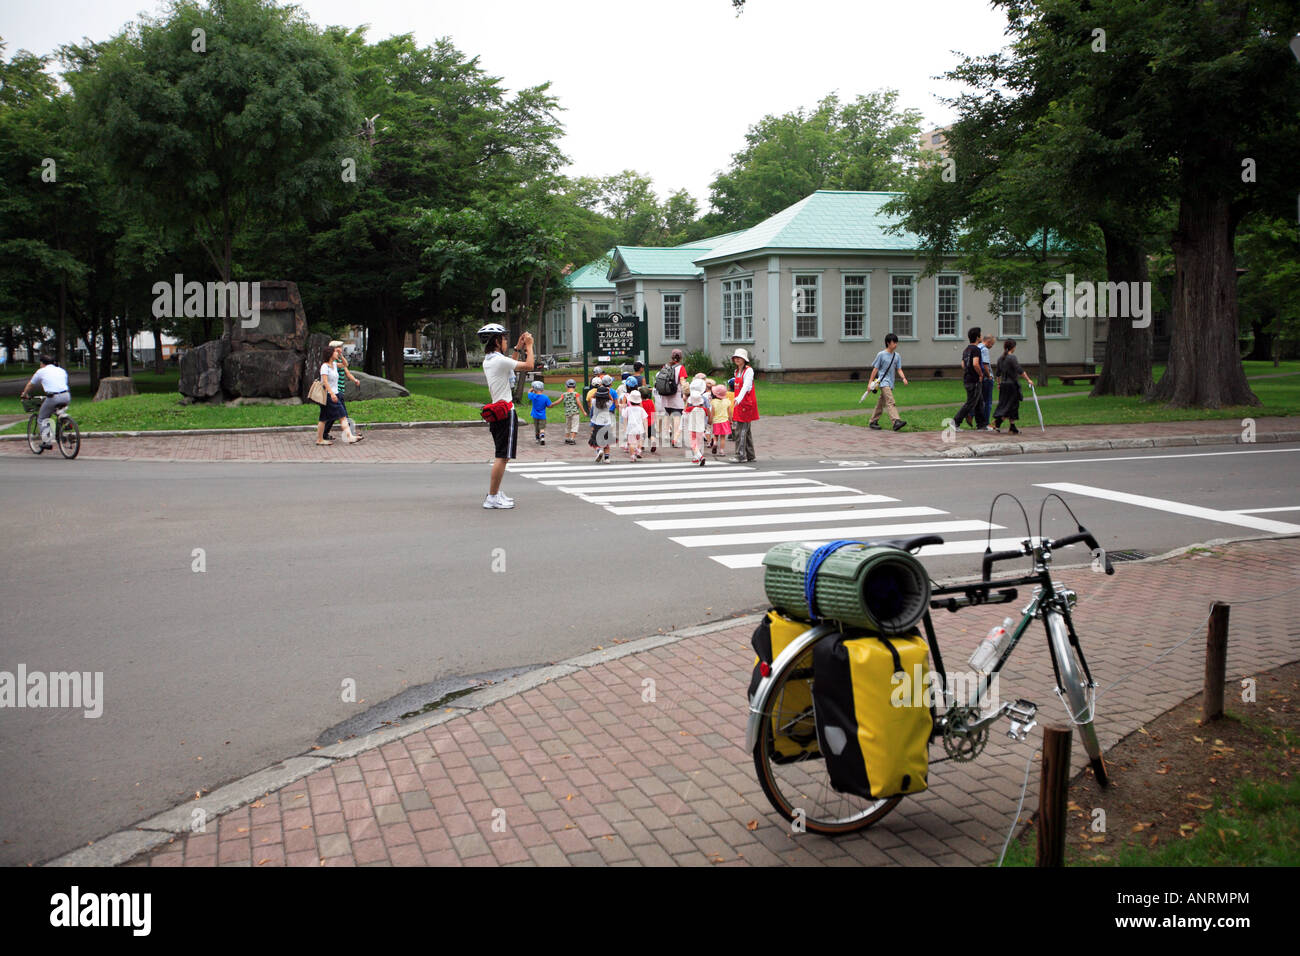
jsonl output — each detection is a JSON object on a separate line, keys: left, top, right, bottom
{"left": 507, "top": 460, "right": 1003, "bottom": 571}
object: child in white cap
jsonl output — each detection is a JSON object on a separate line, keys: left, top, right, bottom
{"left": 623, "top": 389, "right": 648, "bottom": 460}
{"left": 685, "top": 378, "right": 710, "bottom": 466}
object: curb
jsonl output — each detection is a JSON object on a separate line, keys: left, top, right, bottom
{"left": 0, "top": 419, "right": 483, "bottom": 441}
{"left": 932, "top": 430, "right": 1300, "bottom": 458}
{"left": 43, "top": 612, "right": 765, "bottom": 868}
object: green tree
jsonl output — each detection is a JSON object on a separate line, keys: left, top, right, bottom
{"left": 67, "top": 0, "right": 360, "bottom": 338}
{"left": 708, "top": 91, "right": 922, "bottom": 230}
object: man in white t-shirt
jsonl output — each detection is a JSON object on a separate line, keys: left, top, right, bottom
{"left": 479, "top": 322, "right": 534, "bottom": 509}
{"left": 20, "top": 354, "right": 71, "bottom": 449}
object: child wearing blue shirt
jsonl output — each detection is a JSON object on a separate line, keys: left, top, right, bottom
{"left": 527, "top": 380, "right": 554, "bottom": 445}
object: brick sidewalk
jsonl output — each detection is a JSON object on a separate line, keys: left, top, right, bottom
{"left": 3, "top": 413, "right": 1296, "bottom": 464}
{"left": 115, "top": 537, "right": 1299, "bottom": 867}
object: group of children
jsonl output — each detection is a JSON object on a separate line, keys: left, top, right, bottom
{"left": 524, "top": 366, "right": 736, "bottom": 466}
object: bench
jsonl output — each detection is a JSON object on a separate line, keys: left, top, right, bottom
{"left": 1058, "top": 373, "right": 1099, "bottom": 386}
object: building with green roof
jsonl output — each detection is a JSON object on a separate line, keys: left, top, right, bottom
{"left": 554, "top": 191, "right": 1094, "bottom": 377}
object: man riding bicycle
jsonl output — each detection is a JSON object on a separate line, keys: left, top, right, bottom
{"left": 19, "top": 354, "right": 71, "bottom": 450}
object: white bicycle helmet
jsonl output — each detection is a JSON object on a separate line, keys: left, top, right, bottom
{"left": 477, "top": 322, "right": 508, "bottom": 345}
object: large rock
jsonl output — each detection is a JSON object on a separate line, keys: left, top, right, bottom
{"left": 346, "top": 370, "right": 410, "bottom": 401}
{"left": 229, "top": 279, "right": 309, "bottom": 353}
{"left": 178, "top": 339, "right": 229, "bottom": 399}
{"left": 222, "top": 350, "right": 302, "bottom": 399}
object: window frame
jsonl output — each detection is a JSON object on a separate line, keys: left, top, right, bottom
{"left": 840, "top": 272, "right": 870, "bottom": 341}
{"left": 660, "top": 292, "right": 684, "bottom": 345}
{"left": 933, "top": 273, "right": 962, "bottom": 340}
{"left": 720, "top": 275, "right": 755, "bottom": 344}
{"left": 791, "top": 273, "right": 822, "bottom": 342}
{"left": 889, "top": 272, "right": 918, "bottom": 340}
{"left": 998, "top": 291, "right": 1025, "bottom": 339}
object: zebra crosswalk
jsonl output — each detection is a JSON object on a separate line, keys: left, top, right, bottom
{"left": 506, "top": 460, "right": 1023, "bottom": 570}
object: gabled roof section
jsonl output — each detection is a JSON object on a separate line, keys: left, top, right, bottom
{"left": 693, "top": 191, "right": 921, "bottom": 265}
{"left": 564, "top": 254, "right": 617, "bottom": 291}
{"left": 607, "top": 230, "right": 747, "bottom": 281}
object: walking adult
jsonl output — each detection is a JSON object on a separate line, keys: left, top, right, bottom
{"left": 954, "top": 327, "right": 985, "bottom": 430}
{"left": 479, "top": 323, "right": 533, "bottom": 509}
{"left": 992, "top": 339, "right": 1034, "bottom": 434}
{"left": 980, "top": 333, "right": 996, "bottom": 431}
{"left": 866, "top": 332, "right": 909, "bottom": 431}
{"left": 655, "top": 348, "right": 688, "bottom": 448}
{"left": 316, "top": 343, "right": 361, "bottom": 446}
{"left": 324, "top": 340, "right": 361, "bottom": 442}
{"left": 728, "top": 347, "right": 758, "bottom": 462}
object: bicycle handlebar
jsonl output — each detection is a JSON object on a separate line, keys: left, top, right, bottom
{"left": 980, "top": 526, "right": 1113, "bottom": 581}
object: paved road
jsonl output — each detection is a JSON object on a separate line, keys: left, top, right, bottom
{"left": 1, "top": 443, "right": 1298, "bottom": 864}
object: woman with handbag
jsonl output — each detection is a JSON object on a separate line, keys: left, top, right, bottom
{"left": 313, "top": 343, "right": 362, "bottom": 445}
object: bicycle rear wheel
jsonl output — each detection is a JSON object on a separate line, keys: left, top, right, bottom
{"left": 1046, "top": 611, "right": 1109, "bottom": 787}
{"left": 27, "top": 415, "right": 43, "bottom": 454}
{"left": 57, "top": 417, "right": 80, "bottom": 459}
{"left": 752, "top": 642, "right": 902, "bottom": 835}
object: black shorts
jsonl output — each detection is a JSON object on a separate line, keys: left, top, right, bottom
{"left": 489, "top": 412, "right": 518, "bottom": 460}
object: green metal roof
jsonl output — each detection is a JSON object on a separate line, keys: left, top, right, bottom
{"left": 693, "top": 191, "right": 920, "bottom": 265}
{"left": 564, "top": 255, "right": 617, "bottom": 291}
{"left": 607, "top": 230, "right": 746, "bottom": 280}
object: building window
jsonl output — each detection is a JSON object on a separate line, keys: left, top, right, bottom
{"left": 842, "top": 274, "right": 868, "bottom": 339}
{"left": 793, "top": 274, "right": 819, "bottom": 339}
{"left": 931, "top": 132, "right": 943, "bottom": 145}
{"left": 550, "top": 306, "right": 566, "bottom": 348}
{"left": 662, "top": 293, "right": 682, "bottom": 342}
{"left": 890, "top": 274, "right": 915, "bottom": 338}
{"left": 721, "top": 276, "right": 753, "bottom": 341}
{"left": 935, "top": 274, "right": 960, "bottom": 338}
{"left": 620, "top": 296, "right": 635, "bottom": 319}
{"left": 999, "top": 291, "right": 1024, "bottom": 337}
{"left": 593, "top": 302, "right": 610, "bottom": 320}
{"left": 1044, "top": 310, "right": 1066, "bottom": 336}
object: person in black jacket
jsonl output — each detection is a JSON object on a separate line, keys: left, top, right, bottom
{"left": 954, "top": 327, "right": 985, "bottom": 429}
{"left": 992, "top": 339, "right": 1034, "bottom": 434}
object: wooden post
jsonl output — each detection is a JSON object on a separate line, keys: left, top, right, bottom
{"left": 1203, "top": 602, "right": 1229, "bottom": 723}
{"left": 1036, "top": 724, "right": 1072, "bottom": 867}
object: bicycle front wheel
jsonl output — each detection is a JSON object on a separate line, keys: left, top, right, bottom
{"left": 1046, "top": 610, "right": 1109, "bottom": 787}
{"left": 752, "top": 642, "right": 902, "bottom": 835}
{"left": 57, "top": 417, "right": 80, "bottom": 459}
{"left": 27, "top": 415, "right": 43, "bottom": 454}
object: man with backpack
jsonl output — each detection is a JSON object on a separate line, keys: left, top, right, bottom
{"left": 954, "top": 327, "right": 986, "bottom": 430}
{"left": 654, "top": 348, "right": 687, "bottom": 448}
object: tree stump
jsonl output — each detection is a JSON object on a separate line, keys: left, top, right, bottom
{"left": 93, "top": 376, "right": 137, "bottom": 402}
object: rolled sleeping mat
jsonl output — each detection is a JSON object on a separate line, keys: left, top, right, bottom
{"left": 761, "top": 541, "right": 931, "bottom": 633}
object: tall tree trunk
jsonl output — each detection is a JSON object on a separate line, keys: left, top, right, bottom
{"left": 57, "top": 278, "right": 67, "bottom": 367}
{"left": 151, "top": 317, "right": 166, "bottom": 373}
{"left": 1092, "top": 228, "right": 1154, "bottom": 396}
{"left": 118, "top": 311, "right": 132, "bottom": 378}
{"left": 383, "top": 318, "right": 404, "bottom": 385}
{"left": 455, "top": 333, "right": 467, "bottom": 369}
{"left": 363, "top": 319, "right": 381, "bottom": 376}
{"left": 1149, "top": 190, "right": 1258, "bottom": 407}
{"left": 99, "top": 311, "right": 113, "bottom": 380}
{"left": 1034, "top": 294, "right": 1049, "bottom": 387}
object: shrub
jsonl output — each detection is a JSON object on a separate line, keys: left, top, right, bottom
{"left": 684, "top": 349, "right": 716, "bottom": 377}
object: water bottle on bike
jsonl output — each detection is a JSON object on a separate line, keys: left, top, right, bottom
{"left": 969, "top": 617, "right": 1014, "bottom": 673}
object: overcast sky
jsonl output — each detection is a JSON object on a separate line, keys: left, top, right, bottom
{"left": 1, "top": 0, "right": 1012, "bottom": 210}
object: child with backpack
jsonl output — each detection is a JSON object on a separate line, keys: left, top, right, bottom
{"left": 527, "top": 380, "right": 553, "bottom": 445}
{"left": 561, "top": 378, "right": 583, "bottom": 444}
{"left": 588, "top": 384, "right": 614, "bottom": 462}
{"left": 624, "top": 390, "right": 648, "bottom": 460}
{"left": 710, "top": 383, "right": 732, "bottom": 458}
{"left": 685, "top": 378, "right": 710, "bottom": 466}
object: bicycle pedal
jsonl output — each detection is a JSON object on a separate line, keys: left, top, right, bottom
{"left": 1006, "top": 699, "right": 1037, "bottom": 741}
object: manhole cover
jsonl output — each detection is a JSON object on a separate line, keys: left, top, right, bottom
{"left": 1107, "top": 549, "right": 1148, "bottom": 562}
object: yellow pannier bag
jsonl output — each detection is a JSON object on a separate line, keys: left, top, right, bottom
{"left": 813, "top": 631, "right": 933, "bottom": 798}
{"left": 748, "top": 610, "right": 819, "bottom": 763}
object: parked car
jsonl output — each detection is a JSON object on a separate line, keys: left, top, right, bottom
{"left": 402, "top": 348, "right": 425, "bottom": 365}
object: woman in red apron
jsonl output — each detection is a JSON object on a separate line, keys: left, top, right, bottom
{"left": 729, "top": 347, "right": 758, "bottom": 462}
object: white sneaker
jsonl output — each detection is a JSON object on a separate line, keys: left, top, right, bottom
{"left": 482, "top": 494, "right": 514, "bottom": 509}
{"left": 497, "top": 492, "right": 514, "bottom": 505}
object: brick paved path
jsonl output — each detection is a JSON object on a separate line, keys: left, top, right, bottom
{"left": 4, "top": 414, "right": 1296, "bottom": 464}
{"left": 127, "top": 538, "right": 1300, "bottom": 867}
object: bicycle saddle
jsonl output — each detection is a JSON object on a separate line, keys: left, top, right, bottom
{"left": 865, "top": 534, "right": 944, "bottom": 554}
